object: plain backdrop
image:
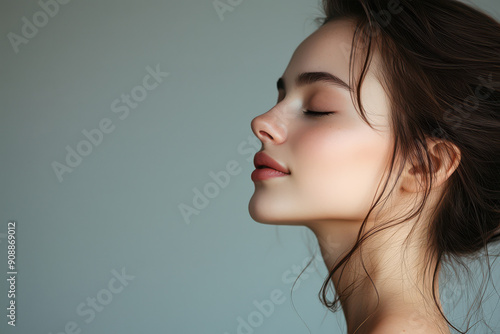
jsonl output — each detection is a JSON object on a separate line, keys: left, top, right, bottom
{"left": 1, "top": 0, "right": 499, "bottom": 333}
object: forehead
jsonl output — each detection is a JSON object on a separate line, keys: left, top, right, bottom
{"left": 283, "top": 19, "right": 358, "bottom": 82}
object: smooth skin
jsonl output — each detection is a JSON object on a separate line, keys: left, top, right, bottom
{"left": 249, "top": 18, "right": 460, "bottom": 334}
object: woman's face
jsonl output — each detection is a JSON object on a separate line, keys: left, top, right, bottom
{"left": 248, "top": 19, "right": 395, "bottom": 226}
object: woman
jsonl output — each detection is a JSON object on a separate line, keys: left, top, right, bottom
{"left": 248, "top": 0, "right": 500, "bottom": 333}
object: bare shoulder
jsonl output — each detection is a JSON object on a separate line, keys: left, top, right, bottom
{"left": 366, "top": 314, "right": 451, "bottom": 334}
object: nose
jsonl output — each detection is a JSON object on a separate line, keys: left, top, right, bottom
{"left": 250, "top": 108, "right": 287, "bottom": 145}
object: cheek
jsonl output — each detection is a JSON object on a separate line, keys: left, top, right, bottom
{"left": 291, "top": 124, "right": 392, "bottom": 214}
{"left": 293, "top": 124, "right": 375, "bottom": 173}
{"left": 293, "top": 126, "right": 360, "bottom": 189}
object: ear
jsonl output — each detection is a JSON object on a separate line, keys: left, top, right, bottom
{"left": 400, "top": 138, "right": 461, "bottom": 193}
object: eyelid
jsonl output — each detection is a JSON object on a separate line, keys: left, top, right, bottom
{"left": 275, "top": 90, "right": 335, "bottom": 117}
{"left": 303, "top": 110, "right": 335, "bottom": 117}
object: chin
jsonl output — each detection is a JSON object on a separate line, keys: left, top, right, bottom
{"left": 247, "top": 197, "right": 304, "bottom": 226}
{"left": 248, "top": 200, "right": 276, "bottom": 224}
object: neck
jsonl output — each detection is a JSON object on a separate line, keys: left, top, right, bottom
{"left": 306, "top": 216, "right": 450, "bottom": 334}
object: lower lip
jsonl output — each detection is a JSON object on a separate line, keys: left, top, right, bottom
{"left": 251, "top": 168, "right": 290, "bottom": 182}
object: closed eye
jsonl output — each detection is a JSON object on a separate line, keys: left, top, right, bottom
{"left": 303, "top": 110, "right": 335, "bottom": 117}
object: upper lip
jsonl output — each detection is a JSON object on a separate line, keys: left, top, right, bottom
{"left": 253, "top": 152, "right": 290, "bottom": 174}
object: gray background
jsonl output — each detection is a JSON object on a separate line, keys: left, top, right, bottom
{"left": 1, "top": 0, "right": 499, "bottom": 333}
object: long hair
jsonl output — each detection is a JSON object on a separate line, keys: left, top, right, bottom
{"left": 308, "top": 1, "right": 500, "bottom": 332}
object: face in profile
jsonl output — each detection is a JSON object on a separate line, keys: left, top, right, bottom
{"left": 248, "top": 19, "right": 396, "bottom": 228}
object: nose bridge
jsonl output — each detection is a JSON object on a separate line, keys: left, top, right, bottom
{"left": 251, "top": 104, "right": 288, "bottom": 144}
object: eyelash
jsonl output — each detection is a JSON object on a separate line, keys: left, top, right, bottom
{"left": 303, "top": 110, "right": 335, "bottom": 117}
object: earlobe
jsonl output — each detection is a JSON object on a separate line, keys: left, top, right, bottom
{"left": 400, "top": 138, "right": 461, "bottom": 193}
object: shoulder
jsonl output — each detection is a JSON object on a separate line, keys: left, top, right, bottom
{"left": 365, "top": 316, "right": 450, "bottom": 334}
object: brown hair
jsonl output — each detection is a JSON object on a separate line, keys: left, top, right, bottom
{"left": 305, "top": 0, "right": 500, "bottom": 332}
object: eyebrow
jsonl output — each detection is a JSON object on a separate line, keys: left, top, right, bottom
{"left": 277, "top": 72, "right": 351, "bottom": 92}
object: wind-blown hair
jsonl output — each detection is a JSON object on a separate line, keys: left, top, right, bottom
{"left": 308, "top": 0, "right": 500, "bottom": 332}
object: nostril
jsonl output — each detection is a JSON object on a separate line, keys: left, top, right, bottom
{"left": 259, "top": 131, "right": 273, "bottom": 140}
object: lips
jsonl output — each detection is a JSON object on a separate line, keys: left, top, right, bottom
{"left": 253, "top": 152, "right": 290, "bottom": 174}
